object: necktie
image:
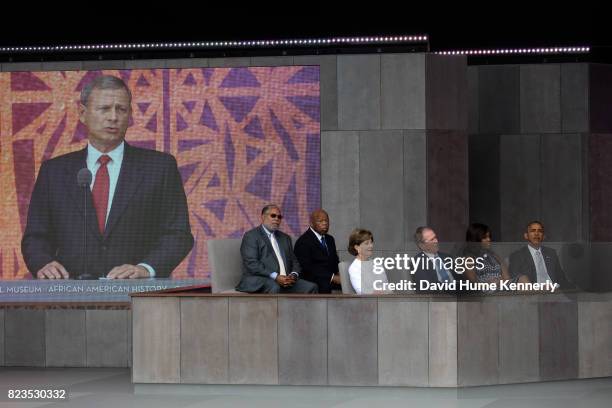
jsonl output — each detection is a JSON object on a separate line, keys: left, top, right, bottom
{"left": 269, "top": 232, "right": 287, "bottom": 276}
{"left": 534, "top": 250, "right": 550, "bottom": 283}
{"left": 435, "top": 257, "right": 451, "bottom": 282}
{"left": 320, "top": 235, "right": 329, "bottom": 253}
{"left": 92, "top": 155, "right": 111, "bottom": 234}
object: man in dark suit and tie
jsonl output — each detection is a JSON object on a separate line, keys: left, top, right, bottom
{"left": 236, "top": 204, "right": 318, "bottom": 293}
{"left": 412, "top": 226, "right": 463, "bottom": 293}
{"left": 21, "top": 75, "right": 193, "bottom": 279}
{"left": 509, "top": 221, "right": 573, "bottom": 290}
{"left": 294, "top": 209, "right": 341, "bottom": 293}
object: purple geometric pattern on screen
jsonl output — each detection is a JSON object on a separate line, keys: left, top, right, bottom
{"left": 292, "top": 118, "right": 304, "bottom": 129}
{"left": 201, "top": 68, "right": 214, "bottom": 86}
{"left": 281, "top": 174, "right": 300, "bottom": 235}
{"left": 179, "top": 163, "right": 199, "bottom": 184}
{"left": 245, "top": 159, "right": 273, "bottom": 201}
{"left": 244, "top": 116, "right": 264, "bottom": 139}
{"left": 207, "top": 173, "right": 221, "bottom": 188}
{"left": 42, "top": 114, "right": 66, "bottom": 161}
{"left": 1, "top": 66, "right": 320, "bottom": 280}
{"left": 306, "top": 133, "right": 321, "bottom": 214}
{"left": 246, "top": 145, "right": 262, "bottom": 164}
{"left": 118, "top": 70, "right": 132, "bottom": 84}
{"left": 200, "top": 101, "right": 219, "bottom": 131}
{"left": 270, "top": 109, "right": 299, "bottom": 161}
{"left": 287, "top": 66, "right": 320, "bottom": 84}
{"left": 136, "top": 74, "right": 150, "bottom": 87}
{"left": 183, "top": 101, "right": 197, "bottom": 113}
{"left": 74, "top": 71, "right": 102, "bottom": 91}
{"left": 236, "top": 198, "right": 255, "bottom": 228}
{"left": 128, "top": 116, "right": 134, "bottom": 128}
{"left": 224, "top": 124, "right": 235, "bottom": 188}
{"left": 137, "top": 102, "right": 151, "bottom": 115}
{"left": 220, "top": 68, "right": 261, "bottom": 88}
{"left": 183, "top": 73, "right": 197, "bottom": 86}
{"left": 129, "top": 140, "right": 156, "bottom": 150}
{"left": 71, "top": 121, "right": 88, "bottom": 143}
{"left": 194, "top": 213, "right": 214, "bottom": 237}
{"left": 12, "top": 102, "right": 52, "bottom": 135}
{"left": 13, "top": 249, "right": 20, "bottom": 276}
{"left": 227, "top": 229, "right": 245, "bottom": 239}
{"left": 286, "top": 96, "right": 320, "bottom": 121}
{"left": 178, "top": 139, "right": 210, "bottom": 152}
{"left": 219, "top": 96, "right": 260, "bottom": 123}
{"left": 176, "top": 113, "right": 189, "bottom": 132}
{"left": 204, "top": 198, "right": 228, "bottom": 221}
{"left": 145, "top": 113, "right": 157, "bottom": 133}
{"left": 162, "top": 69, "right": 171, "bottom": 153}
{"left": 10, "top": 72, "right": 51, "bottom": 91}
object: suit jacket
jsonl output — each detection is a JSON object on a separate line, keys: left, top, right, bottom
{"left": 236, "top": 226, "right": 301, "bottom": 292}
{"left": 412, "top": 251, "right": 464, "bottom": 293}
{"left": 509, "top": 245, "right": 573, "bottom": 289}
{"left": 21, "top": 143, "right": 194, "bottom": 279}
{"left": 294, "top": 229, "right": 339, "bottom": 286}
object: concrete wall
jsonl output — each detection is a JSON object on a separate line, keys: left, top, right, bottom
{"left": 132, "top": 293, "right": 612, "bottom": 386}
{"left": 1, "top": 307, "right": 130, "bottom": 367}
{"left": 469, "top": 63, "right": 612, "bottom": 244}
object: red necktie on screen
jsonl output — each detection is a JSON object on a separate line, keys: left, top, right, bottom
{"left": 92, "top": 155, "right": 111, "bottom": 234}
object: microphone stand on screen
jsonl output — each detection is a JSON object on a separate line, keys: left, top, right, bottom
{"left": 77, "top": 168, "right": 93, "bottom": 280}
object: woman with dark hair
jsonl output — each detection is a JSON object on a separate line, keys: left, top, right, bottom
{"left": 464, "top": 223, "right": 530, "bottom": 290}
{"left": 347, "top": 228, "right": 389, "bottom": 294}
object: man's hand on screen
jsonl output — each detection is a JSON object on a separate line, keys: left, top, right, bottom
{"left": 36, "top": 261, "right": 69, "bottom": 279}
{"left": 106, "top": 264, "right": 150, "bottom": 279}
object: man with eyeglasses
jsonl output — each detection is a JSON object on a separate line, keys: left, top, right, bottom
{"left": 236, "top": 204, "right": 318, "bottom": 293}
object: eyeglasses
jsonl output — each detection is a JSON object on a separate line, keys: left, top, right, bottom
{"left": 269, "top": 213, "right": 283, "bottom": 220}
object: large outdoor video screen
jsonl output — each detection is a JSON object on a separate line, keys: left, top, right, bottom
{"left": 0, "top": 66, "right": 321, "bottom": 300}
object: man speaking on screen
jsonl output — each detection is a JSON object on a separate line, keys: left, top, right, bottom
{"left": 21, "top": 75, "right": 193, "bottom": 280}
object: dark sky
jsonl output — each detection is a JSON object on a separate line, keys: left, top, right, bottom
{"left": 0, "top": 7, "right": 602, "bottom": 51}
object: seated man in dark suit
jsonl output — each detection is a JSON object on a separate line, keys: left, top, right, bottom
{"left": 236, "top": 204, "right": 318, "bottom": 293}
{"left": 412, "top": 226, "right": 463, "bottom": 293}
{"left": 509, "top": 221, "right": 573, "bottom": 290}
{"left": 294, "top": 209, "right": 341, "bottom": 293}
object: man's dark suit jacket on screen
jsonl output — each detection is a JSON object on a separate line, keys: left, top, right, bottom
{"left": 294, "top": 228, "right": 339, "bottom": 293}
{"left": 21, "top": 143, "right": 194, "bottom": 279}
{"left": 236, "top": 226, "right": 301, "bottom": 292}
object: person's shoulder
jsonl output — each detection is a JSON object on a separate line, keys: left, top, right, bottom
{"left": 275, "top": 229, "right": 291, "bottom": 240}
{"left": 42, "top": 149, "right": 84, "bottom": 168}
{"left": 243, "top": 226, "right": 263, "bottom": 240}
{"left": 510, "top": 245, "right": 529, "bottom": 258}
{"left": 541, "top": 246, "right": 559, "bottom": 257}
{"left": 126, "top": 144, "right": 177, "bottom": 165}
{"left": 295, "top": 229, "right": 312, "bottom": 244}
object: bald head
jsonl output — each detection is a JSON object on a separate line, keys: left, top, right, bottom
{"left": 310, "top": 209, "right": 329, "bottom": 235}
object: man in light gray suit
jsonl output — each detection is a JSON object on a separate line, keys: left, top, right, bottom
{"left": 236, "top": 204, "right": 318, "bottom": 293}
{"left": 509, "top": 221, "right": 574, "bottom": 290}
